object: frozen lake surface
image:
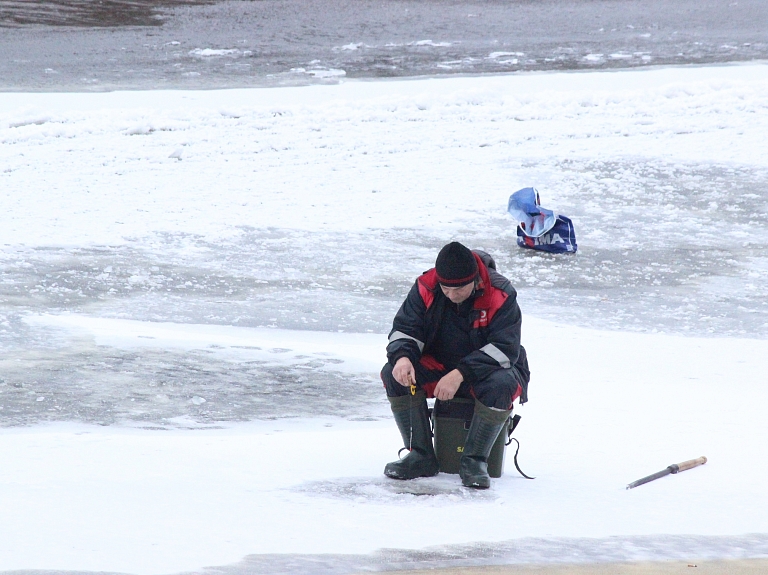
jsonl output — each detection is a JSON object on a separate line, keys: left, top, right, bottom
{"left": 1, "top": 65, "right": 767, "bottom": 427}
{"left": 0, "top": 64, "right": 767, "bottom": 573}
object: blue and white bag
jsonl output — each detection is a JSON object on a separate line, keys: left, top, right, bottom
{"left": 507, "top": 187, "right": 577, "bottom": 254}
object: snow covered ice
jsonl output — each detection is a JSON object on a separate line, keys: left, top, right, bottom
{"left": 1, "top": 63, "right": 768, "bottom": 573}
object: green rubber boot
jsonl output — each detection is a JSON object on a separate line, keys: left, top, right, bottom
{"left": 460, "top": 399, "right": 512, "bottom": 489}
{"left": 384, "top": 391, "right": 439, "bottom": 480}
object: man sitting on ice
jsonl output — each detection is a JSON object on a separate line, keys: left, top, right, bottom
{"left": 381, "top": 241, "right": 530, "bottom": 489}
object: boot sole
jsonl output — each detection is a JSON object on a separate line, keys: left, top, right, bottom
{"left": 462, "top": 481, "right": 490, "bottom": 489}
{"left": 384, "top": 467, "right": 439, "bottom": 480}
{"left": 461, "top": 475, "right": 491, "bottom": 489}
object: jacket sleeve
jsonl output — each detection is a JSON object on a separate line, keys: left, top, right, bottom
{"left": 457, "top": 293, "right": 522, "bottom": 384}
{"left": 386, "top": 281, "right": 427, "bottom": 367}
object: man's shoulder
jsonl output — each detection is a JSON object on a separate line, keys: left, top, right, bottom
{"left": 471, "top": 249, "right": 513, "bottom": 293}
{"left": 488, "top": 268, "right": 516, "bottom": 297}
{"left": 417, "top": 268, "right": 439, "bottom": 290}
{"left": 402, "top": 268, "right": 437, "bottom": 310}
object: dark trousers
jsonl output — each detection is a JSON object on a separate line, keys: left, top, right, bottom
{"left": 381, "top": 355, "right": 521, "bottom": 410}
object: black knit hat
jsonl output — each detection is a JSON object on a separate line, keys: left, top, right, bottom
{"left": 435, "top": 242, "right": 478, "bottom": 287}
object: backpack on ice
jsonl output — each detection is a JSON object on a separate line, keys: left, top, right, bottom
{"left": 517, "top": 215, "right": 577, "bottom": 253}
{"left": 507, "top": 187, "right": 577, "bottom": 254}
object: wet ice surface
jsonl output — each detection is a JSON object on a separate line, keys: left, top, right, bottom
{"left": 1, "top": 0, "right": 768, "bottom": 90}
{"left": 6, "top": 535, "right": 766, "bottom": 575}
{"left": 0, "top": 344, "right": 381, "bottom": 428}
{"left": 201, "top": 534, "right": 768, "bottom": 574}
{"left": 0, "top": 158, "right": 766, "bottom": 427}
{"left": 194, "top": 535, "right": 768, "bottom": 574}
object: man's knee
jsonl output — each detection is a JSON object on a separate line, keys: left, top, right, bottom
{"left": 472, "top": 369, "right": 520, "bottom": 410}
{"left": 381, "top": 363, "right": 408, "bottom": 397}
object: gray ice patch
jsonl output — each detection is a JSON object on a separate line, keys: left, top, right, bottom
{"left": 12, "top": 533, "right": 762, "bottom": 575}
{"left": 294, "top": 475, "right": 498, "bottom": 504}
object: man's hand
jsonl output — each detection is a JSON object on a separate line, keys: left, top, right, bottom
{"left": 434, "top": 369, "right": 463, "bottom": 401}
{"left": 392, "top": 357, "right": 416, "bottom": 388}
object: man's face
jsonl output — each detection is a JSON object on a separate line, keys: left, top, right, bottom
{"left": 440, "top": 282, "right": 475, "bottom": 304}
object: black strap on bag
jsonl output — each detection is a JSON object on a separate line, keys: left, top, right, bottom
{"left": 505, "top": 414, "right": 535, "bottom": 480}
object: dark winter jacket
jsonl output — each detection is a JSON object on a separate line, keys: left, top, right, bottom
{"left": 387, "top": 251, "right": 530, "bottom": 403}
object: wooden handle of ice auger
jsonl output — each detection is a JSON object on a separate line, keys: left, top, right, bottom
{"left": 675, "top": 456, "right": 707, "bottom": 472}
